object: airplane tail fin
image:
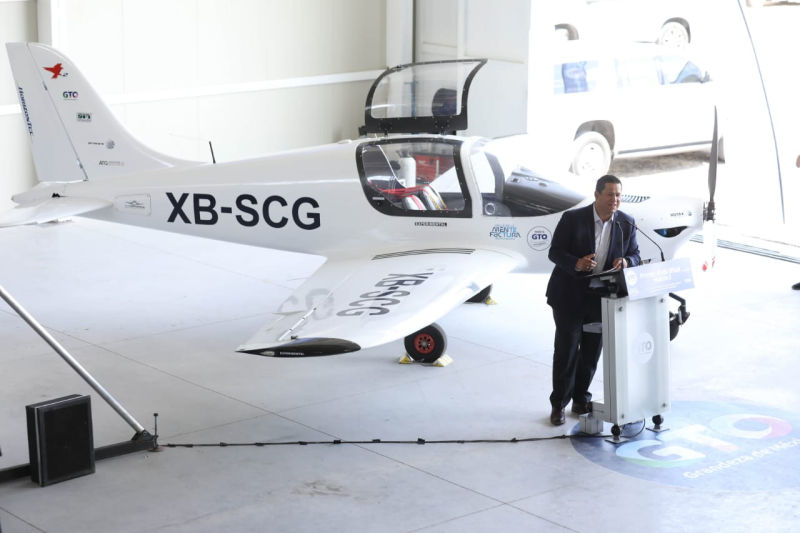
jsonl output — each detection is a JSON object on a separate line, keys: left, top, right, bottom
{"left": 6, "top": 42, "right": 201, "bottom": 183}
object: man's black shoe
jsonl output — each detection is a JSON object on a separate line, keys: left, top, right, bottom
{"left": 571, "top": 401, "right": 592, "bottom": 415}
{"left": 550, "top": 406, "right": 566, "bottom": 426}
{"left": 792, "top": 282, "right": 800, "bottom": 290}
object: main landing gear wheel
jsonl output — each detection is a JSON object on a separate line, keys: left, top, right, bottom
{"left": 404, "top": 323, "right": 447, "bottom": 363}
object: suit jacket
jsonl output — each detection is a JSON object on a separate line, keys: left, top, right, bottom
{"left": 546, "top": 203, "right": 641, "bottom": 314}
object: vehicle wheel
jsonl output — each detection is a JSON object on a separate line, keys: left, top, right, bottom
{"left": 404, "top": 323, "right": 447, "bottom": 363}
{"left": 554, "top": 24, "right": 579, "bottom": 41}
{"left": 466, "top": 285, "right": 492, "bottom": 304}
{"left": 571, "top": 132, "right": 611, "bottom": 179}
{"left": 657, "top": 21, "right": 689, "bottom": 48}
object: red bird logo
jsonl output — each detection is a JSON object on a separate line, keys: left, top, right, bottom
{"left": 43, "top": 63, "right": 67, "bottom": 79}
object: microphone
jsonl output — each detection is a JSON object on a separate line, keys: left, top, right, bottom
{"left": 619, "top": 218, "right": 665, "bottom": 262}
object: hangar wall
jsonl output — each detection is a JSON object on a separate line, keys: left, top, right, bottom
{"left": 0, "top": 0, "right": 396, "bottom": 211}
{"left": 0, "top": 0, "right": 37, "bottom": 212}
{"left": 415, "top": 0, "right": 536, "bottom": 139}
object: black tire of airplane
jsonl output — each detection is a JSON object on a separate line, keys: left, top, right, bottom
{"left": 404, "top": 323, "right": 447, "bottom": 364}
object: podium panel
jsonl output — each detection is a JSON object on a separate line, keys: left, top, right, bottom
{"left": 595, "top": 295, "right": 670, "bottom": 426}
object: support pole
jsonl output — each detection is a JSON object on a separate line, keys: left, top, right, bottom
{"left": 0, "top": 283, "right": 146, "bottom": 435}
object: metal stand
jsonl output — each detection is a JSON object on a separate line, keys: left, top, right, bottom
{"left": 0, "top": 283, "right": 156, "bottom": 483}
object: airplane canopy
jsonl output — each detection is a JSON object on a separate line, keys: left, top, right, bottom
{"left": 363, "top": 59, "right": 487, "bottom": 135}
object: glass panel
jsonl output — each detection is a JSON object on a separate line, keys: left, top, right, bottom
{"left": 660, "top": 56, "right": 705, "bottom": 85}
{"left": 616, "top": 56, "right": 660, "bottom": 88}
{"left": 358, "top": 140, "right": 470, "bottom": 217}
{"left": 554, "top": 60, "right": 600, "bottom": 94}
{"left": 367, "top": 60, "right": 484, "bottom": 122}
{"left": 471, "top": 141, "right": 585, "bottom": 217}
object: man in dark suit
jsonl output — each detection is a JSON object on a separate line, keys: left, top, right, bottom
{"left": 546, "top": 174, "right": 641, "bottom": 425}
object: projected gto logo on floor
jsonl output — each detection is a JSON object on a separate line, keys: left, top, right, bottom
{"left": 571, "top": 401, "right": 800, "bottom": 490}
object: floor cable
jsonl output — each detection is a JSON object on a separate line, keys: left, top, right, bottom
{"left": 162, "top": 423, "right": 647, "bottom": 449}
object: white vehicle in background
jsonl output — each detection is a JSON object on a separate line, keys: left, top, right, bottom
{"left": 547, "top": 41, "right": 720, "bottom": 179}
{"left": 552, "top": 0, "right": 693, "bottom": 47}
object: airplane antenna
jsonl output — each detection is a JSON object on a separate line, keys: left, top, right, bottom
{"left": 208, "top": 141, "right": 217, "bottom": 164}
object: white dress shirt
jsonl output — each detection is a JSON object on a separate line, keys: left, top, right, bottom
{"left": 592, "top": 207, "right": 614, "bottom": 275}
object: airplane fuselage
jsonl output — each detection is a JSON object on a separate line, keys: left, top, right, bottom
{"left": 25, "top": 135, "right": 702, "bottom": 271}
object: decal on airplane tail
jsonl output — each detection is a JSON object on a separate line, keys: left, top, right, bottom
{"left": 6, "top": 42, "right": 200, "bottom": 183}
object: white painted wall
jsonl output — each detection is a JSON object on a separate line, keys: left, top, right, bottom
{"left": 415, "top": 0, "right": 531, "bottom": 139}
{"left": 0, "top": 0, "right": 391, "bottom": 210}
{"left": 0, "top": 0, "right": 38, "bottom": 210}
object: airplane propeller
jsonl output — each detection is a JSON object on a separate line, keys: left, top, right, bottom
{"left": 702, "top": 107, "right": 718, "bottom": 271}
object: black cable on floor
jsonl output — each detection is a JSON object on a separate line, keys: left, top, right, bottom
{"left": 163, "top": 423, "right": 647, "bottom": 449}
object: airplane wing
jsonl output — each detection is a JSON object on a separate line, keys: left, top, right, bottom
{"left": 0, "top": 196, "right": 111, "bottom": 227}
{"left": 237, "top": 247, "right": 521, "bottom": 357}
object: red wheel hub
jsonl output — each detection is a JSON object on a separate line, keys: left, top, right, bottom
{"left": 414, "top": 333, "right": 435, "bottom": 354}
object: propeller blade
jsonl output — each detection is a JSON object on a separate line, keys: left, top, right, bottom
{"left": 705, "top": 107, "right": 718, "bottom": 222}
{"left": 702, "top": 107, "right": 718, "bottom": 271}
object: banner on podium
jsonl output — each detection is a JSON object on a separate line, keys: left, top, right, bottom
{"left": 623, "top": 258, "right": 694, "bottom": 300}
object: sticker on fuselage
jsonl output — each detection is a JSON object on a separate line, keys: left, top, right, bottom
{"left": 115, "top": 194, "right": 152, "bottom": 216}
{"left": 489, "top": 224, "right": 521, "bottom": 240}
{"left": 527, "top": 226, "right": 552, "bottom": 251}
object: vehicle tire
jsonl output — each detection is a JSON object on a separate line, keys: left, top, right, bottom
{"left": 554, "top": 24, "right": 579, "bottom": 41}
{"left": 657, "top": 21, "right": 690, "bottom": 48}
{"left": 404, "top": 323, "right": 447, "bottom": 363}
{"left": 466, "top": 285, "right": 492, "bottom": 304}
{"left": 570, "top": 132, "right": 611, "bottom": 179}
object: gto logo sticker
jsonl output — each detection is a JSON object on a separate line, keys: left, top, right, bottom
{"left": 527, "top": 226, "right": 551, "bottom": 251}
{"left": 633, "top": 332, "right": 655, "bottom": 364}
{"left": 571, "top": 401, "right": 800, "bottom": 490}
{"left": 62, "top": 90, "right": 79, "bottom": 99}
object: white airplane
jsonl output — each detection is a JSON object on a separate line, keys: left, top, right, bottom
{"left": 2, "top": 43, "right": 713, "bottom": 362}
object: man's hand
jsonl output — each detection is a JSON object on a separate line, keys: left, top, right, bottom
{"left": 612, "top": 257, "right": 627, "bottom": 270}
{"left": 576, "top": 253, "right": 597, "bottom": 272}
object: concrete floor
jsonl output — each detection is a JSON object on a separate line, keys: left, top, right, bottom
{"left": 0, "top": 217, "right": 798, "bottom": 532}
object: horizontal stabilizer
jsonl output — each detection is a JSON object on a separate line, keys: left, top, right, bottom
{"left": 0, "top": 196, "right": 111, "bottom": 227}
